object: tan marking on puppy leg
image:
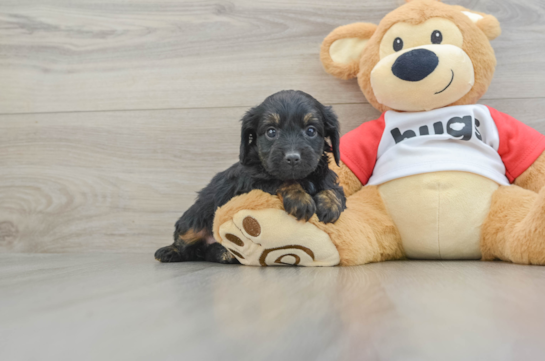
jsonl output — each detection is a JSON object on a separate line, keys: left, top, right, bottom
{"left": 278, "top": 181, "right": 316, "bottom": 221}
{"left": 315, "top": 189, "right": 342, "bottom": 210}
{"left": 277, "top": 182, "right": 313, "bottom": 205}
{"left": 242, "top": 216, "right": 261, "bottom": 237}
{"left": 277, "top": 181, "right": 303, "bottom": 194}
{"left": 179, "top": 229, "right": 205, "bottom": 244}
{"left": 314, "top": 189, "right": 345, "bottom": 223}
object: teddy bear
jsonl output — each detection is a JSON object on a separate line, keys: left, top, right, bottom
{"left": 211, "top": 0, "right": 545, "bottom": 266}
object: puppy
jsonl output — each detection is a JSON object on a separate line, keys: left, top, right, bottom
{"left": 155, "top": 90, "right": 346, "bottom": 264}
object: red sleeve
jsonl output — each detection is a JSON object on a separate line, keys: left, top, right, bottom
{"left": 340, "top": 113, "right": 385, "bottom": 185}
{"left": 487, "top": 106, "right": 545, "bottom": 183}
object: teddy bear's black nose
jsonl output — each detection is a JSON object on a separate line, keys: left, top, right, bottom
{"left": 392, "top": 48, "right": 439, "bottom": 82}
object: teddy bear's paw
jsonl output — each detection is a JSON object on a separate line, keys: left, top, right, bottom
{"left": 218, "top": 209, "right": 340, "bottom": 267}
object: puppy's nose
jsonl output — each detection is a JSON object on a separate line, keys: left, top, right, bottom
{"left": 284, "top": 152, "right": 301, "bottom": 166}
{"left": 392, "top": 48, "right": 439, "bottom": 82}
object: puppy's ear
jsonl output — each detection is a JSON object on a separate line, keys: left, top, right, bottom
{"left": 322, "top": 105, "right": 341, "bottom": 166}
{"left": 239, "top": 108, "right": 259, "bottom": 165}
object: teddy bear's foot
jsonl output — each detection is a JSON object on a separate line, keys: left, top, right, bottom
{"left": 218, "top": 209, "right": 340, "bottom": 266}
{"left": 482, "top": 185, "right": 545, "bottom": 265}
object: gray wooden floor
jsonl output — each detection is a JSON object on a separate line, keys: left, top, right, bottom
{"left": 2, "top": 0, "right": 545, "bottom": 359}
{"left": 2, "top": 254, "right": 545, "bottom": 361}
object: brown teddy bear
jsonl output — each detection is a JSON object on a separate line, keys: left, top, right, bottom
{"left": 212, "top": 0, "right": 545, "bottom": 266}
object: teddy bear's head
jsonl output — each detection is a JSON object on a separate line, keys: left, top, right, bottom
{"left": 321, "top": 0, "right": 501, "bottom": 112}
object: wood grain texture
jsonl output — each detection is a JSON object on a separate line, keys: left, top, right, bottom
{"left": 1, "top": 0, "right": 544, "bottom": 114}
{"left": 0, "top": 99, "right": 544, "bottom": 254}
{"left": 1, "top": 254, "right": 545, "bottom": 361}
{"left": 0, "top": 103, "right": 369, "bottom": 253}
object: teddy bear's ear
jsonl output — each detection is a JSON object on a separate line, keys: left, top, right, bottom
{"left": 462, "top": 10, "right": 501, "bottom": 40}
{"left": 320, "top": 23, "right": 377, "bottom": 80}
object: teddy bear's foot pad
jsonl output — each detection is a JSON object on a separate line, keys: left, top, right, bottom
{"left": 218, "top": 209, "right": 340, "bottom": 267}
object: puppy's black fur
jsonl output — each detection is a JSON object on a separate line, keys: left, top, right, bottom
{"left": 155, "top": 90, "right": 346, "bottom": 264}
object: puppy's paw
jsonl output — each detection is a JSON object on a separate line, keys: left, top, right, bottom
{"left": 314, "top": 190, "right": 345, "bottom": 224}
{"left": 283, "top": 194, "right": 316, "bottom": 222}
{"left": 278, "top": 182, "right": 316, "bottom": 221}
{"left": 154, "top": 245, "right": 184, "bottom": 263}
{"left": 205, "top": 242, "right": 240, "bottom": 264}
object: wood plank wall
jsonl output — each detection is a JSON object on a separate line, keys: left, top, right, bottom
{"left": 1, "top": 0, "right": 544, "bottom": 253}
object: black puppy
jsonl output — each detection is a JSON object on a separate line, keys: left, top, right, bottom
{"left": 155, "top": 90, "right": 346, "bottom": 264}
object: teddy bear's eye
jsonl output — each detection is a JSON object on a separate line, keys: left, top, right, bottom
{"left": 431, "top": 30, "right": 443, "bottom": 44}
{"left": 393, "top": 37, "right": 403, "bottom": 52}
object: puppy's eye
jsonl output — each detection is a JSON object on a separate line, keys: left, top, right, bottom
{"left": 431, "top": 30, "right": 442, "bottom": 44}
{"left": 305, "top": 126, "right": 317, "bottom": 137}
{"left": 393, "top": 37, "right": 403, "bottom": 52}
{"left": 266, "top": 128, "right": 277, "bottom": 139}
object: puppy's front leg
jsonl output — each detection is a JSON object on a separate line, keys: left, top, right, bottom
{"left": 278, "top": 181, "right": 316, "bottom": 221}
{"left": 314, "top": 169, "right": 347, "bottom": 223}
{"left": 314, "top": 188, "right": 346, "bottom": 223}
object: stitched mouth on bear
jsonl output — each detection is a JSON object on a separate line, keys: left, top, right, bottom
{"left": 435, "top": 69, "right": 455, "bottom": 94}
{"left": 370, "top": 44, "right": 474, "bottom": 111}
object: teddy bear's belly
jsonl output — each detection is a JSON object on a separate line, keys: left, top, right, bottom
{"left": 378, "top": 171, "right": 499, "bottom": 260}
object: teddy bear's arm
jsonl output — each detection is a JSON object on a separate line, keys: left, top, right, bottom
{"left": 327, "top": 154, "right": 363, "bottom": 197}
{"left": 514, "top": 151, "right": 545, "bottom": 193}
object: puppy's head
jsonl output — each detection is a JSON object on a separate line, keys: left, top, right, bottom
{"left": 240, "top": 90, "right": 340, "bottom": 181}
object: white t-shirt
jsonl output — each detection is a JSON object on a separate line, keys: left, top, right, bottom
{"left": 340, "top": 104, "right": 545, "bottom": 186}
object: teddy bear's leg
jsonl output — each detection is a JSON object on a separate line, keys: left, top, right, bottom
{"left": 213, "top": 186, "right": 404, "bottom": 266}
{"left": 481, "top": 185, "right": 545, "bottom": 265}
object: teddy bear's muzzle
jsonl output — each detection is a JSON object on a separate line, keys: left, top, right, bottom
{"left": 371, "top": 44, "right": 475, "bottom": 112}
